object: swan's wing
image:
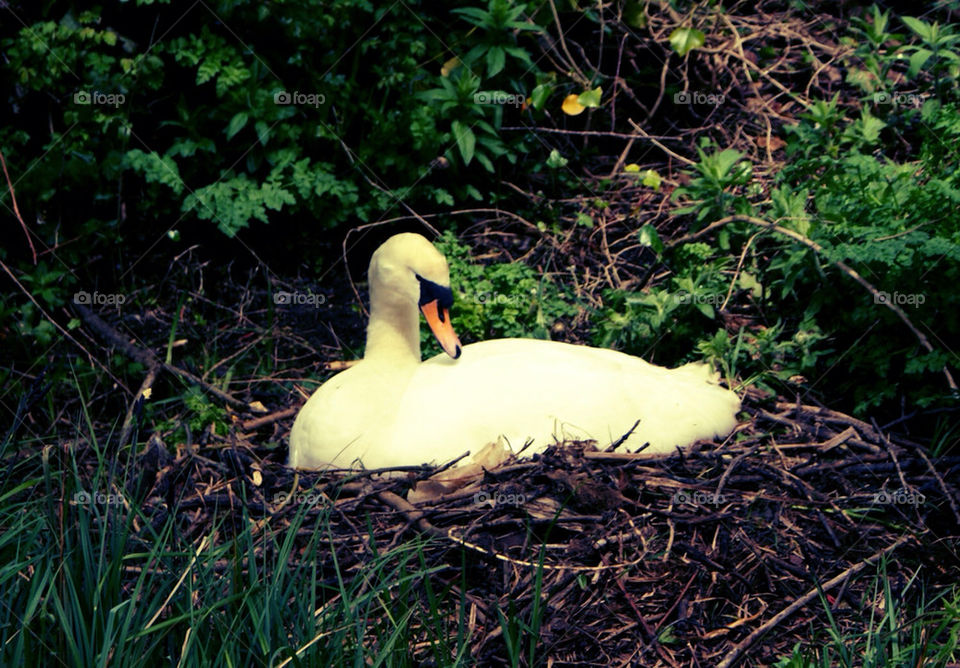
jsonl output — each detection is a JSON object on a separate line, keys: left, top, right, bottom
{"left": 289, "top": 362, "right": 410, "bottom": 468}
{"left": 388, "top": 339, "right": 739, "bottom": 465}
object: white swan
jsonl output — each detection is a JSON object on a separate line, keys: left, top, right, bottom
{"left": 288, "top": 233, "right": 740, "bottom": 469}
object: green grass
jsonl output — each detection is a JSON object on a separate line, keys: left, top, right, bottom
{"left": 776, "top": 559, "right": 960, "bottom": 667}
{"left": 0, "top": 425, "right": 484, "bottom": 666}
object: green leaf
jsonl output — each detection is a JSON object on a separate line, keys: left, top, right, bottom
{"left": 451, "top": 121, "right": 475, "bottom": 165}
{"left": 901, "top": 16, "right": 932, "bottom": 42}
{"left": 642, "top": 169, "right": 662, "bottom": 190}
{"left": 638, "top": 224, "right": 663, "bottom": 254}
{"left": 738, "top": 272, "right": 762, "bottom": 298}
{"left": 624, "top": 0, "right": 646, "bottom": 28}
{"left": 856, "top": 110, "right": 886, "bottom": 143}
{"left": 474, "top": 151, "right": 494, "bottom": 172}
{"left": 503, "top": 46, "right": 535, "bottom": 66}
{"left": 545, "top": 149, "right": 568, "bottom": 169}
{"left": 908, "top": 48, "right": 933, "bottom": 77}
{"left": 921, "top": 97, "right": 941, "bottom": 120}
{"left": 197, "top": 59, "right": 219, "bottom": 85}
{"left": 711, "top": 149, "right": 744, "bottom": 180}
{"left": 905, "top": 350, "right": 948, "bottom": 374}
{"left": 255, "top": 121, "right": 271, "bottom": 146}
{"left": 577, "top": 86, "right": 602, "bottom": 108}
{"left": 216, "top": 64, "right": 250, "bottom": 97}
{"left": 124, "top": 149, "right": 185, "bottom": 195}
{"left": 431, "top": 188, "right": 454, "bottom": 206}
{"left": 575, "top": 212, "right": 594, "bottom": 228}
{"left": 530, "top": 83, "right": 551, "bottom": 110}
{"left": 486, "top": 46, "right": 506, "bottom": 76}
{"left": 669, "top": 27, "right": 705, "bottom": 57}
{"left": 451, "top": 6, "right": 490, "bottom": 27}
{"left": 260, "top": 180, "right": 295, "bottom": 211}
{"left": 225, "top": 112, "right": 248, "bottom": 140}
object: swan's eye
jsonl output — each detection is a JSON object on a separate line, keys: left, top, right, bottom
{"left": 416, "top": 275, "right": 454, "bottom": 311}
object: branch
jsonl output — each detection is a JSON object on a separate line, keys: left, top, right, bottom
{"left": 716, "top": 535, "right": 910, "bottom": 668}
{"left": 0, "top": 258, "right": 128, "bottom": 391}
{"left": 0, "top": 148, "right": 37, "bottom": 265}
{"left": 75, "top": 301, "right": 251, "bottom": 448}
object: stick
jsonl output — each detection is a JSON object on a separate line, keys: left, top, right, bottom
{"left": 0, "top": 148, "right": 37, "bottom": 264}
{"left": 716, "top": 535, "right": 910, "bottom": 668}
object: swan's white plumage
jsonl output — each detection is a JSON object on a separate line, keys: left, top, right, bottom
{"left": 288, "top": 233, "right": 740, "bottom": 470}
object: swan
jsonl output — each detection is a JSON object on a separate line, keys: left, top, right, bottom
{"left": 288, "top": 233, "right": 740, "bottom": 470}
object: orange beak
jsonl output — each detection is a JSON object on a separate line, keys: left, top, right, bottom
{"left": 420, "top": 299, "right": 462, "bottom": 359}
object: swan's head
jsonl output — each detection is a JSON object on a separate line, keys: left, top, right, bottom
{"left": 368, "top": 233, "right": 462, "bottom": 359}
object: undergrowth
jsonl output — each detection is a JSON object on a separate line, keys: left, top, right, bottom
{"left": 0, "top": 428, "right": 483, "bottom": 666}
{"left": 2, "top": 1, "right": 960, "bottom": 664}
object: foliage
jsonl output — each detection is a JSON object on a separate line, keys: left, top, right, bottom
{"left": 428, "top": 231, "right": 578, "bottom": 357}
{"left": 182, "top": 386, "right": 230, "bottom": 436}
{"left": 672, "top": 146, "right": 755, "bottom": 225}
{"left": 662, "top": 8, "right": 960, "bottom": 412}
{"left": 2, "top": 3, "right": 960, "bottom": 663}
{"left": 0, "top": 1, "right": 546, "bottom": 243}
{"left": 0, "top": 0, "right": 555, "bottom": 411}
{"left": 3, "top": 0, "right": 957, "bottom": 422}
{"left": 772, "top": 105, "right": 960, "bottom": 410}
{"left": 0, "top": 435, "right": 475, "bottom": 666}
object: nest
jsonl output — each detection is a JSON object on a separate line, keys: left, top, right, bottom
{"left": 99, "top": 398, "right": 960, "bottom": 666}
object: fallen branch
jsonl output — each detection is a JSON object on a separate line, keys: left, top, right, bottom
{"left": 74, "top": 303, "right": 249, "bottom": 449}
{"left": 716, "top": 535, "right": 911, "bottom": 668}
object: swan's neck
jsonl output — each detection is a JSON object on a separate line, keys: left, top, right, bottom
{"left": 364, "top": 294, "right": 421, "bottom": 365}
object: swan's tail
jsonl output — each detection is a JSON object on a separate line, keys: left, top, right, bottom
{"left": 623, "top": 362, "right": 740, "bottom": 453}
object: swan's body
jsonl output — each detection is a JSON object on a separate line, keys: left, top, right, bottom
{"left": 289, "top": 233, "right": 740, "bottom": 469}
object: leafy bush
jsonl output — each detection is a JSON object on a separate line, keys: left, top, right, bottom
{"left": 428, "top": 231, "right": 578, "bottom": 356}
{"left": 664, "top": 8, "right": 960, "bottom": 412}
{"left": 0, "top": 0, "right": 552, "bottom": 412}
{"left": 0, "top": 0, "right": 552, "bottom": 252}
